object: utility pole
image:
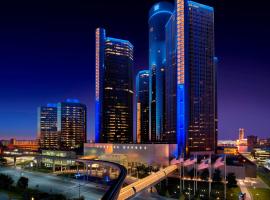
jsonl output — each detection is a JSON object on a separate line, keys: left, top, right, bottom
{"left": 78, "top": 183, "right": 81, "bottom": 198}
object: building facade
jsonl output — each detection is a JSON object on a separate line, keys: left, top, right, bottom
{"left": 186, "top": 1, "right": 216, "bottom": 154}
{"left": 247, "top": 135, "right": 258, "bottom": 149}
{"left": 57, "top": 99, "right": 87, "bottom": 152}
{"left": 239, "top": 128, "right": 245, "bottom": 140}
{"left": 38, "top": 104, "right": 58, "bottom": 150}
{"left": 84, "top": 143, "right": 177, "bottom": 168}
{"left": 136, "top": 70, "right": 150, "bottom": 143}
{"left": 164, "top": 0, "right": 217, "bottom": 156}
{"left": 95, "top": 28, "right": 134, "bottom": 143}
{"left": 149, "top": 2, "right": 174, "bottom": 142}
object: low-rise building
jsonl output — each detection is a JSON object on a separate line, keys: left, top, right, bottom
{"left": 84, "top": 143, "right": 177, "bottom": 168}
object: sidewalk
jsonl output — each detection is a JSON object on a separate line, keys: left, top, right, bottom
{"left": 238, "top": 179, "right": 252, "bottom": 200}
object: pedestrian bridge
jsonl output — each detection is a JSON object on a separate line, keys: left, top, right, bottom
{"left": 118, "top": 164, "right": 178, "bottom": 200}
{"left": 53, "top": 158, "right": 179, "bottom": 200}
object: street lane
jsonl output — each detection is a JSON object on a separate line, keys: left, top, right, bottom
{"left": 0, "top": 167, "right": 106, "bottom": 200}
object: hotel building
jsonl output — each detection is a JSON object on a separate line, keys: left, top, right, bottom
{"left": 38, "top": 104, "right": 58, "bottom": 149}
{"left": 152, "top": 0, "right": 217, "bottom": 156}
{"left": 136, "top": 70, "right": 150, "bottom": 143}
{"left": 149, "top": 2, "right": 174, "bottom": 142}
{"left": 57, "top": 99, "right": 87, "bottom": 152}
{"left": 95, "top": 28, "right": 134, "bottom": 143}
{"left": 38, "top": 99, "right": 87, "bottom": 153}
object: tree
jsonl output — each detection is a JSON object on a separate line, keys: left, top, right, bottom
{"left": 17, "top": 176, "right": 28, "bottom": 190}
{"left": 0, "top": 173, "right": 14, "bottom": 189}
{"left": 227, "top": 173, "right": 237, "bottom": 188}
{"left": 212, "top": 169, "right": 222, "bottom": 182}
{"left": 187, "top": 168, "right": 195, "bottom": 179}
{"left": 0, "top": 156, "right": 7, "bottom": 166}
{"left": 200, "top": 169, "right": 209, "bottom": 180}
{"left": 251, "top": 149, "right": 256, "bottom": 158}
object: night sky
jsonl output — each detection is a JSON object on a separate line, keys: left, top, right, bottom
{"left": 0, "top": 0, "right": 269, "bottom": 140}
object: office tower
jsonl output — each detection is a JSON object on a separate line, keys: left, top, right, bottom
{"left": 164, "top": 11, "right": 177, "bottom": 143}
{"left": 37, "top": 104, "right": 58, "bottom": 149}
{"left": 187, "top": 1, "right": 216, "bottom": 154}
{"left": 136, "top": 70, "right": 150, "bottom": 143}
{"left": 58, "top": 99, "right": 87, "bottom": 152}
{"left": 247, "top": 135, "right": 258, "bottom": 148}
{"left": 239, "top": 128, "right": 245, "bottom": 140}
{"left": 165, "top": 0, "right": 216, "bottom": 156}
{"left": 149, "top": 2, "right": 174, "bottom": 142}
{"left": 95, "top": 28, "right": 134, "bottom": 143}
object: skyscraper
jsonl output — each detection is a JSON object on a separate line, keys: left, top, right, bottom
{"left": 37, "top": 104, "right": 58, "bottom": 149}
{"left": 136, "top": 70, "right": 150, "bottom": 143}
{"left": 187, "top": 1, "right": 216, "bottom": 154}
{"left": 95, "top": 28, "right": 134, "bottom": 143}
{"left": 239, "top": 128, "right": 245, "bottom": 140}
{"left": 57, "top": 99, "right": 87, "bottom": 152}
{"left": 149, "top": 2, "right": 174, "bottom": 142}
{"left": 165, "top": 0, "right": 217, "bottom": 156}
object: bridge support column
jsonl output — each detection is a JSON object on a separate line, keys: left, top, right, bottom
{"left": 52, "top": 158, "right": 55, "bottom": 172}
{"left": 13, "top": 157, "right": 16, "bottom": 167}
{"left": 89, "top": 164, "right": 92, "bottom": 176}
{"left": 36, "top": 157, "right": 41, "bottom": 167}
{"left": 84, "top": 163, "right": 87, "bottom": 181}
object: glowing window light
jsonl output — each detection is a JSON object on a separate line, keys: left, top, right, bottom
{"left": 95, "top": 28, "right": 100, "bottom": 100}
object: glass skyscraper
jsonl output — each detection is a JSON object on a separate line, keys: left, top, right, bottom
{"left": 136, "top": 70, "right": 150, "bottom": 143}
{"left": 37, "top": 104, "right": 58, "bottom": 149}
{"left": 57, "top": 99, "right": 87, "bottom": 153}
{"left": 38, "top": 99, "right": 87, "bottom": 153}
{"left": 149, "top": 2, "right": 173, "bottom": 142}
{"left": 165, "top": 0, "right": 217, "bottom": 156}
{"left": 95, "top": 28, "right": 134, "bottom": 143}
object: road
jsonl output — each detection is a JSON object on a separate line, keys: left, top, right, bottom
{"left": 0, "top": 167, "right": 106, "bottom": 200}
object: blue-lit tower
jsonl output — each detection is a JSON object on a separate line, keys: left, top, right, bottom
{"left": 95, "top": 28, "right": 106, "bottom": 143}
{"left": 165, "top": 0, "right": 217, "bottom": 156}
{"left": 38, "top": 104, "right": 58, "bottom": 150}
{"left": 95, "top": 28, "right": 134, "bottom": 143}
{"left": 136, "top": 70, "right": 150, "bottom": 143}
{"left": 186, "top": 1, "right": 216, "bottom": 154}
{"left": 57, "top": 99, "right": 87, "bottom": 153}
{"left": 149, "top": 2, "right": 173, "bottom": 142}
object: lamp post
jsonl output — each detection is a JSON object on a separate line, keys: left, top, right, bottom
{"left": 78, "top": 183, "right": 81, "bottom": 198}
{"left": 256, "top": 193, "right": 259, "bottom": 200}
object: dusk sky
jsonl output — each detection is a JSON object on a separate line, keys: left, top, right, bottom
{"left": 0, "top": 0, "right": 269, "bottom": 140}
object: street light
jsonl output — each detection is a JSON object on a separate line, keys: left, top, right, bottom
{"left": 256, "top": 193, "right": 259, "bottom": 200}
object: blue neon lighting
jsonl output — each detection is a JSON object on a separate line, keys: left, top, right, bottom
{"left": 95, "top": 100, "right": 100, "bottom": 142}
{"left": 188, "top": 1, "right": 214, "bottom": 11}
{"left": 154, "top": 4, "right": 160, "bottom": 11}
{"left": 66, "top": 98, "right": 80, "bottom": 103}
{"left": 106, "top": 37, "right": 133, "bottom": 48}
{"left": 47, "top": 103, "right": 57, "bottom": 108}
{"left": 177, "top": 84, "right": 186, "bottom": 157}
{"left": 148, "top": 11, "right": 173, "bottom": 22}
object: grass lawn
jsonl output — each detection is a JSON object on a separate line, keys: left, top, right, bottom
{"left": 257, "top": 167, "right": 270, "bottom": 187}
{"left": 226, "top": 187, "right": 241, "bottom": 200}
{"left": 248, "top": 188, "right": 270, "bottom": 200}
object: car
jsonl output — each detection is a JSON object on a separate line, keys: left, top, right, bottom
{"left": 238, "top": 192, "right": 246, "bottom": 200}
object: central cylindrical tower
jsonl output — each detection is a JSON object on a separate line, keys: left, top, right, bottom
{"left": 149, "top": 2, "right": 173, "bottom": 142}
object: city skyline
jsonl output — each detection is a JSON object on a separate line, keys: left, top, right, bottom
{"left": 0, "top": 0, "right": 270, "bottom": 140}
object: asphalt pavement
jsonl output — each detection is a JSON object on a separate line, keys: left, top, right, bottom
{"left": 0, "top": 167, "right": 106, "bottom": 200}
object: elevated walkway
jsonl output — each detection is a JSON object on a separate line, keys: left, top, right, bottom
{"left": 118, "top": 164, "right": 178, "bottom": 200}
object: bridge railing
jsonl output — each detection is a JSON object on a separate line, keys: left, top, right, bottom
{"left": 118, "top": 164, "right": 178, "bottom": 200}
{"left": 75, "top": 159, "right": 127, "bottom": 200}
